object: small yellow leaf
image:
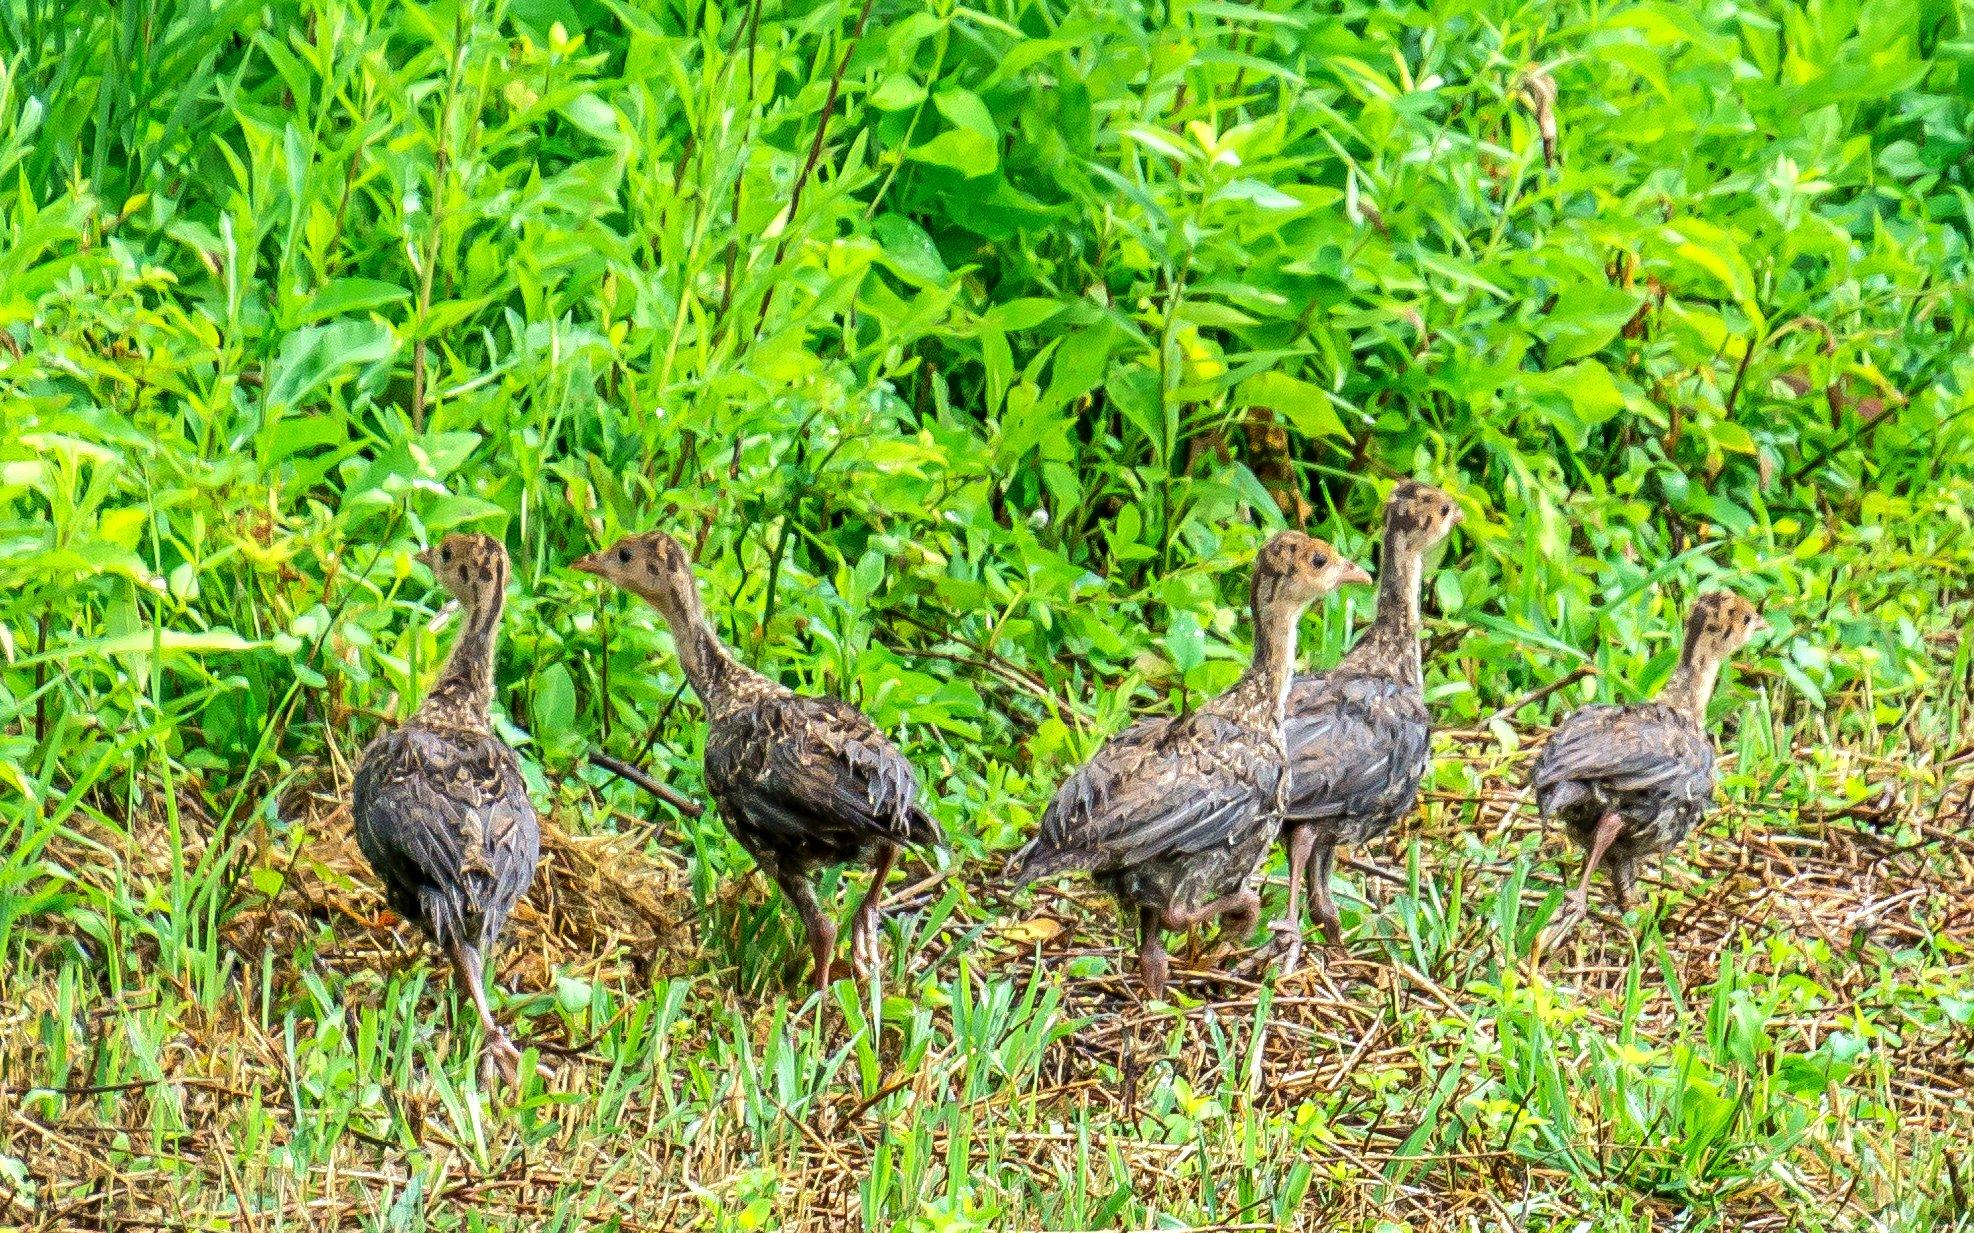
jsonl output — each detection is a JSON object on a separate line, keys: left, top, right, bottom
{"left": 999, "top": 917, "right": 1063, "bottom": 945}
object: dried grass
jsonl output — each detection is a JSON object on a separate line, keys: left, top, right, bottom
{"left": 4, "top": 744, "right": 1970, "bottom": 1231}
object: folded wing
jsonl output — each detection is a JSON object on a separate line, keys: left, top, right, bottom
{"left": 1283, "top": 672, "right": 1431, "bottom": 840}
{"left": 352, "top": 726, "right": 539, "bottom": 951}
{"left": 1014, "top": 713, "right": 1277, "bottom": 884}
{"left": 706, "top": 692, "right": 941, "bottom": 854}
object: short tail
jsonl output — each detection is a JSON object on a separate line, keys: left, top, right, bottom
{"left": 903, "top": 803, "right": 944, "bottom": 851}
{"left": 1005, "top": 839, "right": 1088, "bottom": 889}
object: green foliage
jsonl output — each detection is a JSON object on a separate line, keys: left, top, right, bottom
{"left": 2, "top": 0, "right": 1972, "bottom": 1228}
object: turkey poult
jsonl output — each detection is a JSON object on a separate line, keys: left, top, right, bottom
{"left": 573, "top": 531, "right": 942, "bottom": 995}
{"left": 1010, "top": 532, "right": 1373, "bottom": 998}
{"left": 1532, "top": 591, "right": 1766, "bottom": 945}
{"left": 1258, "top": 481, "right": 1463, "bottom": 972}
{"left": 352, "top": 532, "right": 544, "bottom": 1083}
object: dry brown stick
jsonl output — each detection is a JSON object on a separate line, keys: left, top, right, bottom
{"left": 588, "top": 751, "right": 706, "bottom": 819}
{"left": 1343, "top": 856, "right": 1408, "bottom": 888}
{"left": 1483, "top": 664, "right": 1598, "bottom": 727}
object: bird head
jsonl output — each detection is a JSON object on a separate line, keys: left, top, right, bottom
{"left": 1683, "top": 590, "right": 1767, "bottom": 663}
{"left": 1250, "top": 530, "right": 1373, "bottom": 616}
{"left": 1383, "top": 479, "right": 1464, "bottom": 559}
{"left": 416, "top": 532, "right": 509, "bottom": 608}
{"left": 572, "top": 529, "right": 700, "bottom": 618}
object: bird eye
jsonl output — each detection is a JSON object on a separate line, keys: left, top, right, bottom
{"left": 618, "top": 548, "right": 631, "bottom": 564}
{"left": 1311, "top": 551, "right": 1328, "bottom": 569}
{"left": 440, "top": 547, "right": 452, "bottom": 563}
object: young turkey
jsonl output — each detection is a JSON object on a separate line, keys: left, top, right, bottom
{"left": 1255, "top": 480, "right": 1463, "bottom": 972}
{"left": 574, "top": 531, "right": 942, "bottom": 995}
{"left": 1010, "top": 532, "right": 1372, "bottom": 997}
{"left": 1532, "top": 590, "right": 1766, "bottom": 945}
{"left": 352, "top": 532, "right": 543, "bottom": 1083}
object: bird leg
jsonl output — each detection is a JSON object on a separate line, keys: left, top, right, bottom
{"left": 1610, "top": 854, "right": 1639, "bottom": 912}
{"left": 1137, "top": 891, "right": 1262, "bottom": 997}
{"left": 1568, "top": 811, "right": 1624, "bottom": 920}
{"left": 850, "top": 843, "right": 899, "bottom": 978}
{"left": 1540, "top": 810, "right": 1624, "bottom": 962}
{"left": 1234, "top": 827, "right": 1316, "bottom": 978}
{"left": 1305, "top": 840, "right": 1344, "bottom": 950}
{"left": 1162, "top": 891, "right": 1261, "bottom": 935}
{"left": 1218, "top": 892, "right": 1260, "bottom": 951}
{"left": 1276, "top": 824, "right": 1313, "bottom": 954}
{"left": 1137, "top": 906, "right": 1170, "bottom": 999}
{"left": 1164, "top": 890, "right": 1262, "bottom": 969}
{"left": 451, "top": 939, "right": 547, "bottom": 1086}
{"left": 777, "top": 872, "right": 840, "bottom": 998}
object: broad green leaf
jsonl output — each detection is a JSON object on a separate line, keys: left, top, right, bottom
{"left": 934, "top": 88, "right": 997, "bottom": 140}
{"left": 1545, "top": 284, "right": 1642, "bottom": 364}
{"left": 871, "top": 76, "right": 927, "bottom": 111}
{"left": 1240, "top": 371, "right": 1345, "bottom": 438}
{"left": 873, "top": 214, "right": 950, "bottom": 285}
{"left": 909, "top": 128, "right": 998, "bottom": 177}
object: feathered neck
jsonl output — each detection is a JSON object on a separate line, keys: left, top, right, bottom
{"left": 644, "top": 577, "right": 751, "bottom": 713}
{"left": 417, "top": 590, "right": 503, "bottom": 732}
{"left": 1657, "top": 639, "right": 1724, "bottom": 726}
{"left": 1216, "top": 588, "right": 1303, "bottom": 729}
{"left": 1338, "top": 532, "right": 1424, "bottom": 686}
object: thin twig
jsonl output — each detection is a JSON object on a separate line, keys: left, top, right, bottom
{"left": 752, "top": 0, "right": 878, "bottom": 338}
{"left": 1483, "top": 663, "right": 1598, "bottom": 727}
{"left": 588, "top": 751, "right": 705, "bottom": 819}
{"left": 1342, "top": 856, "right": 1408, "bottom": 889}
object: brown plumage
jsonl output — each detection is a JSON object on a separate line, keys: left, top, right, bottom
{"left": 1011, "top": 532, "right": 1373, "bottom": 997}
{"left": 1532, "top": 590, "right": 1766, "bottom": 944}
{"left": 1260, "top": 481, "right": 1462, "bottom": 972}
{"left": 574, "top": 531, "right": 941, "bottom": 994}
{"left": 352, "top": 532, "right": 543, "bottom": 1083}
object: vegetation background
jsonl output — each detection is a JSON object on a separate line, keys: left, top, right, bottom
{"left": 2, "top": 0, "right": 1972, "bottom": 1228}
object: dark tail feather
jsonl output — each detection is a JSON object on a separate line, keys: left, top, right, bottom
{"left": 1006, "top": 840, "right": 1087, "bottom": 888}
{"left": 903, "top": 803, "right": 944, "bottom": 850}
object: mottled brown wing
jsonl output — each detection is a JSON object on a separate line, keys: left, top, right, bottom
{"left": 1532, "top": 703, "right": 1713, "bottom": 816}
{"left": 1014, "top": 712, "right": 1277, "bottom": 884}
{"left": 704, "top": 691, "right": 940, "bottom": 858}
{"left": 351, "top": 725, "right": 540, "bottom": 953}
{"left": 1283, "top": 671, "right": 1431, "bottom": 844}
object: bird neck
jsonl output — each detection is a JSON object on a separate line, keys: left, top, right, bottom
{"left": 1339, "top": 535, "right": 1424, "bottom": 684}
{"left": 1657, "top": 642, "right": 1723, "bottom": 726}
{"left": 417, "top": 589, "right": 503, "bottom": 732}
{"left": 1232, "top": 595, "right": 1303, "bottom": 727}
{"left": 652, "top": 581, "right": 745, "bottom": 712}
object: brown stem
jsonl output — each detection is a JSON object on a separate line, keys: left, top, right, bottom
{"left": 1483, "top": 664, "right": 1597, "bottom": 728}
{"left": 588, "top": 750, "right": 705, "bottom": 819}
{"left": 34, "top": 607, "right": 49, "bottom": 745}
{"left": 753, "top": 0, "right": 877, "bottom": 339}
{"left": 1721, "top": 330, "right": 1761, "bottom": 424}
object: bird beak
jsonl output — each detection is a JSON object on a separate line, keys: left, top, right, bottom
{"left": 1448, "top": 505, "right": 1466, "bottom": 526}
{"left": 1336, "top": 560, "right": 1373, "bottom": 587}
{"left": 571, "top": 551, "right": 604, "bottom": 577}
{"left": 1749, "top": 614, "right": 1769, "bottom": 636}
{"left": 414, "top": 546, "right": 436, "bottom": 571}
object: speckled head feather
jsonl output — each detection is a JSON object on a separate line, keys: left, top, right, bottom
{"left": 1682, "top": 591, "right": 1766, "bottom": 662}
{"left": 418, "top": 532, "right": 509, "bottom": 609}
{"left": 1382, "top": 480, "right": 1463, "bottom": 553}
{"left": 574, "top": 530, "right": 757, "bottom": 709}
{"left": 411, "top": 532, "right": 512, "bottom": 732}
{"left": 1249, "top": 530, "right": 1373, "bottom": 616}
{"left": 1656, "top": 590, "right": 1766, "bottom": 724}
{"left": 1333, "top": 480, "right": 1463, "bottom": 683}
{"left": 1233, "top": 531, "right": 1373, "bottom": 718}
{"left": 572, "top": 530, "right": 697, "bottom": 610}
